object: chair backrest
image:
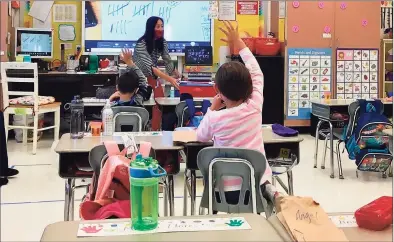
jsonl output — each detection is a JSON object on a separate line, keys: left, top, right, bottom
{"left": 1, "top": 62, "right": 38, "bottom": 110}
{"left": 111, "top": 106, "right": 149, "bottom": 132}
{"left": 197, "top": 147, "right": 270, "bottom": 215}
{"left": 175, "top": 101, "right": 203, "bottom": 127}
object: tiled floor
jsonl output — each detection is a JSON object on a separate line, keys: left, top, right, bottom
{"left": 1, "top": 135, "right": 392, "bottom": 241}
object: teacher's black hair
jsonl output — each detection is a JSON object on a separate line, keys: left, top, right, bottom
{"left": 138, "top": 16, "right": 164, "bottom": 54}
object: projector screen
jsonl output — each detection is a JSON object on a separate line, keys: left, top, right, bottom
{"left": 83, "top": 1, "right": 212, "bottom": 54}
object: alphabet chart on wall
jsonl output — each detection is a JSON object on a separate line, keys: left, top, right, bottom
{"left": 287, "top": 48, "right": 332, "bottom": 120}
{"left": 336, "top": 48, "right": 379, "bottom": 99}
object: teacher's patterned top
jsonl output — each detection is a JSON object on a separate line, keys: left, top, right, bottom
{"left": 133, "top": 39, "right": 175, "bottom": 79}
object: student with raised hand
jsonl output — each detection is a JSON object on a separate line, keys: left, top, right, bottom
{"left": 197, "top": 21, "right": 280, "bottom": 207}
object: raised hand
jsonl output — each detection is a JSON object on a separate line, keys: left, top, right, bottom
{"left": 219, "top": 21, "right": 246, "bottom": 52}
{"left": 120, "top": 48, "right": 134, "bottom": 66}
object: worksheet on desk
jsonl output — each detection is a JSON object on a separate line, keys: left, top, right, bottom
{"left": 77, "top": 217, "right": 251, "bottom": 237}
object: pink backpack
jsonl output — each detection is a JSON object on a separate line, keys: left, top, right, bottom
{"left": 80, "top": 141, "right": 151, "bottom": 220}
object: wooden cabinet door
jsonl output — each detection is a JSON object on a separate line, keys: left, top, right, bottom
{"left": 286, "top": 1, "right": 335, "bottom": 48}
{"left": 334, "top": 1, "right": 380, "bottom": 48}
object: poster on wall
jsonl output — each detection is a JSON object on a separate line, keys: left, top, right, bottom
{"left": 336, "top": 48, "right": 379, "bottom": 99}
{"left": 287, "top": 48, "right": 332, "bottom": 120}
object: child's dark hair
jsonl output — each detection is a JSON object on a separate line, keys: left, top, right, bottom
{"left": 215, "top": 61, "right": 252, "bottom": 101}
{"left": 117, "top": 71, "right": 140, "bottom": 94}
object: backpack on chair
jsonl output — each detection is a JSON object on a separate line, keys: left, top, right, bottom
{"left": 80, "top": 140, "right": 151, "bottom": 220}
{"left": 343, "top": 100, "right": 392, "bottom": 173}
{"left": 184, "top": 99, "right": 211, "bottom": 127}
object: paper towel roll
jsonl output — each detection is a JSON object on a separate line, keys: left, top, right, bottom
{"left": 219, "top": 46, "right": 230, "bottom": 66}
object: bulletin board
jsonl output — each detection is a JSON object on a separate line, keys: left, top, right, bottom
{"left": 287, "top": 48, "right": 332, "bottom": 120}
{"left": 23, "top": 1, "right": 81, "bottom": 61}
{"left": 336, "top": 48, "right": 379, "bottom": 100}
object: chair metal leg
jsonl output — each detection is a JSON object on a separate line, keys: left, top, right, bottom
{"left": 190, "top": 170, "right": 197, "bottom": 215}
{"left": 22, "top": 115, "right": 28, "bottom": 145}
{"left": 69, "top": 179, "right": 76, "bottom": 221}
{"left": 287, "top": 170, "right": 294, "bottom": 195}
{"left": 183, "top": 170, "right": 189, "bottom": 216}
{"left": 328, "top": 121, "right": 335, "bottom": 178}
{"left": 321, "top": 136, "right": 328, "bottom": 169}
{"left": 54, "top": 109, "right": 60, "bottom": 141}
{"left": 274, "top": 176, "right": 289, "bottom": 194}
{"left": 271, "top": 176, "right": 277, "bottom": 187}
{"left": 162, "top": 179, "right": 168, "bottom": 217}
{"left": 336, "top": 141, "right": 344, "bottom": 179}
{"left": 64, "top": 178, "right": 73, "bottom": 221}
{"left": 389, "top": 163, "right": 393, "bottom": 177}
{"left": 314, "top": 120, "right": 323, "bottom": 168}
{"left": 167, "top": 175, "right": 175, "bottom": 216}
{"left": 32, "top": 114, "right": 39, "bottom": 155}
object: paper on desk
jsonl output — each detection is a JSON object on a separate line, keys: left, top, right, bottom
{"left": 77, "top": 217, "right": 251, "bottom": 237}
{"left": 28, "top": 1, "right": 54, "bottom": 22}
{"left": 58, "top": 25, "right": 76, "bottom": 41}
{"left": 173, "top": 130, "right": 198, "bottom": 143}
{"left": 277, "top": 196, "right": 349, "bottom": 241}
{"left": 329, "top": 215, "right": 357, "bottom": 228}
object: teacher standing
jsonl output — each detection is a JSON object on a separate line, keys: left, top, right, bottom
{"left": 131, "top": 16, "right": 181, "bottom": 90}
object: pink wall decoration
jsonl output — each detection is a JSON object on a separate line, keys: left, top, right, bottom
{"left": 292, "top": 25, "right": 300, "bottom": 33}
{"left": 361, "top": 19, "right": 368, "bottom": 27}
{"left": 324, "top": 26, "right": 331, "bottom": 33}
{"left": 318, "top": 2, "right": 324, "bottom": 9}
{"left": 340, "top": 2, "right": 347, "bottom": 10}
{"left": 292, "top": 1, "right": 300, "bottom": 8}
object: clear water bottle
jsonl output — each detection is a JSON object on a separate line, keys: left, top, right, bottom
{"left": 69, "top": 95, "right": 84, "bottom": 139}
{"left": 102, "top": 100, "right": 114, "bottom": 136}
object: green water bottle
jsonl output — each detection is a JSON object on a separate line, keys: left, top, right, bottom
{"left": 129, "top": 154, "right": 166, "bottom": 231}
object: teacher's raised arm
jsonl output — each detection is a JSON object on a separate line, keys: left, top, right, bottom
{"left": 132, "top": 16, "right": 180, "bottom": 90}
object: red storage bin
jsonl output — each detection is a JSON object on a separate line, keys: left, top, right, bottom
{"left": 255, "top": 38, "right": 281, "bottom": 56}
{"left": 242, "top": 37, "right": 256, "bottom": 54}
{"left": 355, "top": 196, "right": 393, "bottom": 231}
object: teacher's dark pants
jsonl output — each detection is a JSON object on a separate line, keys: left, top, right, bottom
{"left": 0, "top": 111, "right": 9, "bottom": 176}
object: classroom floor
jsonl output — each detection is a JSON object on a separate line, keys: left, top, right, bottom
{"left": 1, "top": 134, "right": 392, "bottom": 241}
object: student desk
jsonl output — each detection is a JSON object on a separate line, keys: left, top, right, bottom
{"left": 40, "top": 214, "right": 285, "bottom": 242}
{"left": 55, "top": 132, "right": 184, "bottom": 221}
{"left": 177, "top": 126, "right": 304, "bottom": 215}
{"left": 268, "top": 212, "right": 393, "bottom": 242}
{"left": 311, "top": 99, "right": 393, "bottom": 179}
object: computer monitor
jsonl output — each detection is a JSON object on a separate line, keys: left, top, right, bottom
{"left": 185, "top": 46, "right": 213, "bottom": 66}
{"left": 15, "top": 28, "right": 53, "bottom": 58}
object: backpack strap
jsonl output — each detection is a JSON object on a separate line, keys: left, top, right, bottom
{"left": 104, "top": 141, "right": 121, "bottom": 156}
{"left": 201, "top": 100, "right": 211, "bottom": 114}
{"left": 185, "top": 99, "right": 196, "bottom": 119}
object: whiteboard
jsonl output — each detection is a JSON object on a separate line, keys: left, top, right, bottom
{"left": 87, "top": 1, "right": 211, "bottom": 42}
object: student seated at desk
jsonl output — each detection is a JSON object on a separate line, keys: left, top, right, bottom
{"left": 109, "top": 58, "right": 147, "bottom": 107}
{"left": 196, "top": 21, "right": 279, "bottom": 208}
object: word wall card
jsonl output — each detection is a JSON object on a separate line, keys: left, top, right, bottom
{"left": 287, "top": 48, "right": 332, "bottom": 119}
{"left": 336, "top": 48, "right": 379, "bottom": 99}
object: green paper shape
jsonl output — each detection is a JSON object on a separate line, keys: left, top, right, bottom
{"left": 225, "top": 219, "right": 244, "bottom": 227}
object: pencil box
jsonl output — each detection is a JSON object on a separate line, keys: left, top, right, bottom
{"left": 354, "top": 196, "right": 393, "bottom": 231}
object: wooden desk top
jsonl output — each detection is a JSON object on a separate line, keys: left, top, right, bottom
{"left": 155, "top": 97, "right": 214, "bottom": 106}
{"left": 40, "top": 214, "right": 285, "bottom": 242}
{"left": 311, "top": 99, "right": 393, "bottom": 106}
{"left": 55, "top": 132, "right": 184, "bottom": 153}
{"left": 55, "top": 127, "right": 303, "bottom": 154}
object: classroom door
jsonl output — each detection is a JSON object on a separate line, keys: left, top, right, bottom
{"left": 286, "top": 1, "right": 335, "bottom": 48}
{"left": 334, "top": 1, "right": 380, "bottom": 48}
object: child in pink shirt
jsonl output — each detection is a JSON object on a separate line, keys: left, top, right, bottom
{"left": 197, "top": 21, "right": 277, "bottom": 207}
